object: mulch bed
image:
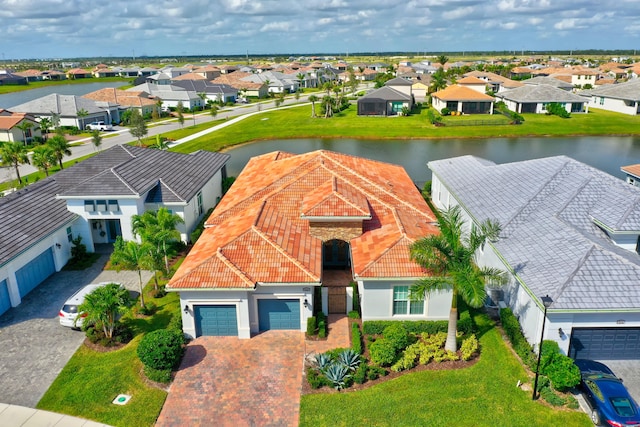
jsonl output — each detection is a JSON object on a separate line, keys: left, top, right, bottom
{"left": 83, "top": 338, "right": 126, "bottom": 353}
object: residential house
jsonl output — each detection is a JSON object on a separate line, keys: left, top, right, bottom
{"left": 0, "top": 70, "right": 28, "bottom": 86}
{"left": 146, "top": 73, "right": 172, "bottom": 85}
{"left": 357, "top": 85, "right": 412, "bottom": 116}
{"left": 82, "top": 88, "right": 157, "bottom": 118}
{"left": 167, "top": 150, "right": 444, "bottom": 339}
{"left": 495, "top": 84, "right": 588, "bottom": 114}
{"left": 430, "top": 155, "right": 640, "bottom": 360}
{"left": 15, "top": 69, "right": 44, "bottom": 82}
{"left": 0, "top": 110, "right": 42, "bottom": 143}
{"left": 587, "top": 79, "right": 640, "bottom": 115}
{"left": 40, "top": 70, "right": 66, "bottom": 81}
{"left": 431, "top": 85, "right": 494, "bottom": 114}
{"left": 127, "top": 83, "right": 202, "bottom": 110}
{"left": 171, "top": 80, "right": 238, "bottom": 104}
{"left": 66, "top": 68, "right": 93, "bottom": 79}
{"left": 212, "top": 72, "right": 268, "bottom": 98}
{"left": 523, "top": 76, "right": 574, "bottom": 91}
{"left": 457, "top": 76, "right": 488, "bottom": 94}
{"left": 10, "top": 94, "right": 119, "bottom": 129}
{"left": 0, "top": 145, "right": 229, "bottom": 316}
{"left": 411, "top": 80, "right": 431, "bottom": 103}
{"left": 192, "top": 65, "right": 221, "bottom": 80}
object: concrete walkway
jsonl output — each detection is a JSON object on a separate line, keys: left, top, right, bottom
{"left": 0, "top": 403, "right": 112, "bottom": 427}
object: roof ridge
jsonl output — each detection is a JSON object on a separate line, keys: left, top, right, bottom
{"left": 157, "top": 178, "right": 186, "bottom": 203}
{"left": 357, "top": 234, "right": 406, "bottom": 277}
{"left": 250, "top": 224, "right": 319, "bottom": 282}
{"left": 552, "top": 245, "right": 596, "bottom": 304}
{"left": 216, "top": 248, "right": 256, "bottom": 288}
{"left": 110, "top": 167, "right": 139, "bottom": 195}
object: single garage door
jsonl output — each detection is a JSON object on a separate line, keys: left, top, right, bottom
{"left": 0, "top": 279, "right": 11, "bottom": 316}
{"left": 194, "top": 305, "right": 238, "bottom": 337}
{"left": 258, "top": 299, "right": 300, "bottom": 331}
{"left": 569, "top": 328, "right": 640, "bottom": 360}
{"left": 16, "top": 247, "right": 56, "bottom": 298}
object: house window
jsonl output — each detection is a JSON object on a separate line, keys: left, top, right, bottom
{"left": 96, "top": 200, "right": 107, "bottom": 212}
{"left": 393, "top": 286, "right": 424, "bottom": 315}
{"left": 84, "top": 200, "right": 95, "bottom": 212}
{"left": 600, "top": 97, "right": 605, "bottom": 105}
{"left": 66, "top": 226, "right": 73, "bottom": 242}
{"left": 197, "top": 191, "right": 203, "bottom": 215}
{"left": 108, "top": 200, "right": 119, "bottom": 212}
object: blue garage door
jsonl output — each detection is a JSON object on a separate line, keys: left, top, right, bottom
{"left": 569, "top": 328, "right": 640, "bottom": 360}
{"left": 258, "top": 299, "right": 300, "bottom": 331}
{"left": 194, "top": 305, "right": 238, "bottom": 337}
{"left": 0, "top": 279, "right": 10, "bottom": 316}
{"left": 16, "top": 248, "right": 56, "bottom": 298}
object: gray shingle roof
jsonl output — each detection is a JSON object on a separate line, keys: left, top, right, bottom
{"left": 429, "top": 155, "right": 640, "bottom": 311}
{"left": 10, "top": 94, "right": 107, "bottom": 116}
{"left": 588, "top": 79, "right": 640, "bottom": 101}
{"left": 496, "top": 84, "right": 586, "bottom": 103}
{"left": 523, "top": 76, "right": 574, "bottom": 89}
{"left": 359, "top": 86, "right": 411, "bottom": 102}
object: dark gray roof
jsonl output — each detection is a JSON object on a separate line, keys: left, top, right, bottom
{"left": 172, "top": 80, "right": 237, "bottom": 95}
{"left": 385, "top": 77, "right": 413, "bottom": 87}
{"left": 496, "top": 84, "right": 586, "bottom": 103}
{"left": 57, "top": 145, "right": 230, "bottom": 202}
{"left": 429, "top": 155, "right": 640, "bottom": 311}
{"left": 523, "top": 76, "right": 574, "bottom": 89}
{"left": 358, "top": 86, "right": 411, "bottom": 102}
{"left": 10, "top": 94, "right": 107, "bottom": 116}
{"left": 588, "top": 79, "right": 640, "bottom": 101}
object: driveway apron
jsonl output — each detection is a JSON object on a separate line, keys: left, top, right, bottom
{"left": 156, "top": 331, "right": 304, "bottom": 427}
{"left": 0, "top": 253, "right": 152, "bottom": 407}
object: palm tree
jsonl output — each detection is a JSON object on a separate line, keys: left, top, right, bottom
{"left": 110, "top": 237, "right": 151, "bottom": 308}
{"left": 76, "top": 108, "right": 89, "bottom": 130}
{"left": 91, "top": 130, "right": 102, "bottom": 151}
{"left": 155, "top": 99, "right": 164, "bottom": 119}
{"left": 308, "top": 95, "right": 318, "bottom": 118}
{"left": 197, "top": 92, "right": 208, "bottom": 110}
{"left": 31, "top": 144, "right": 56, "bottom": 176}
{"left": 0, "top": 141, "right": 30, "bottom": 184}
{"left": 15, "top": 121, "right": 35, "bottom": 145}
{"left": 39, "top": 117, "right": 52, "bottom": 141}
{"left": 430, "top": 68, "right": 448, "bottom": 93}
{"left": 77, "top": 283, "right": 130, "bottom": 339}
{"left": 49, "top": 111, "right": 61, "bottom": 131}
{"left": 436, "top": 55, "right": 449, "bottom": 69}
{"left": 132, "top": 208, "right": 184, "bottom": 274}
{"left": 47, "top": 134, "right": 71, "bottom": 169}
{"left": 409, "top": 205, "right": 504, "bottom": 352}
{"left": 151, "top": 134, "right": 169, "bottom": 150}
{"left": 296, "top": 72, "right": 306, "bottom": 90}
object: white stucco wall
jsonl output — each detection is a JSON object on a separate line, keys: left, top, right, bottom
{"left": 591, "top": 97, "right": 640, "bottom": 115}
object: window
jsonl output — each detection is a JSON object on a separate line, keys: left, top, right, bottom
{"left": 197, "top": 191, "right": 203, "bottom": 215}
{"left": 84, "top": 200, "right": 95, "bottom": 212}
{"left": 96, "top": 200, "right": 107, "bottom": 212}
{"left": 600, "top": 97, "right": 605, "bottom": 105}
{"left": 107, "top": 200, "right": 119, "bottom": 212}
{"left": 393, "top": 286, "right": 424, "bottom": 315}
{"left": 66, "top": 226, "right": 72, "bottom": 242}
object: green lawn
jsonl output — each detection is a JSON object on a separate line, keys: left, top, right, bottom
{"left": 37, "top": 290, "right": 180, "bottom": 427}
{"left": 299, "top": 315, "right": 591, "bottom": 427}
{"left": 171, "top": 105, "right": 640, "bottom": 155}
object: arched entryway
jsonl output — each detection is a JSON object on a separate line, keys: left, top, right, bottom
{"left": 322, "top": 239, "right": 351, "bottom": 314}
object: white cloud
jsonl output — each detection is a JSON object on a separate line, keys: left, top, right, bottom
{"left": 442, "top": 6, "right": 475, "bottom": 20}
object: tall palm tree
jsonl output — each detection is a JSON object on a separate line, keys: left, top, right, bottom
{"left": 409, "top": 205, "right": 504, "bottom": 352}
{"left": 77, "top": 283, "right": 130, "bottom": 339}
{"left": 110, "top": 237, "right": 151, "bottom": 308}
{"left": 296, "top": 72, "right": 306, "bottom": 90}
{"left": 31, "top": 144, "right": 56, "bottom": 176}
{"left": 197, "top": 92, "right": 208, "bottom": 110}
{"left": 436, "top": 55, "right": 449, "bottom": 69}
{"left": 15, "top": 121, "right": 35, "bottom": 145}
{"left": 47, "top": 134, "right": 71, "bottom": 169}
{"left": 39, "top": 117, "right": 52, "bottom": 141}
{"left": 76, "top": 108, "right": 89, "bottom": 130}
{"left": 0, "top": 141, "right": 30, "bottom": 184}
{"left": 132, "top": 207, "right": 184, "bottom": 274}
{"left": 308, "top": 95, "right": 318, "bottom": 118}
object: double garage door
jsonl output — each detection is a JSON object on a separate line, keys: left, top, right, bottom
{"left": 194, "top": 299, "right": 300, "bottom": 337}
{"left": 569, "top": 328, "right": 640, "bottom": 360}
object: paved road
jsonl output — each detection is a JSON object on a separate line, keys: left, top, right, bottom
{"left": 0, "top": 248, "right": 152, "bottom": 407}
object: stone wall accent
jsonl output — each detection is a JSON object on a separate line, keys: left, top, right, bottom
{"left": 309, "top": 221, "right": 362, "bottom": 241}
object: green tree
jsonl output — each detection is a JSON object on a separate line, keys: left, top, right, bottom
{"left": 176, "top": 101, "right": 185, "bottom": 128}
{"left": 210, "top": 105, "right": 219, "bottom": 119}
{"left": 296, "top": 72, "right": 306, "bottom": 90}
{"left": 91, "top": 129, "right": 102, "bottom": 151}
{"left": 31, "top": 144, "right": 57, "bottom": 176}
{"left": 128, "top": 109, "right": 148, "bottom": 146}
{"left": 47, "top": 134, "right": 71, "bottom": 169}
{"left": 49, "top": 111, "right": 61, "bottom": 131}
{"left": 132, "top": 208, "right": 184, "bottom": 274}
{"left": 430, "top": 68, "right": 447, "bottom": 93}
{"left": 76, "top": 108, "right": 89, "bottom": 130}
{"left": 110, "top": 237, "right": 151, "bottom": 308}
{"left": 39, "top": 117, "right": 52, "bottom": 141}
{"left": 0, "top": 141, "right": 30, "bottom": 184}
{"left": 154, "top": 99, "right": 164, "bottom": 119}
{"left": 409, "top": 205, "right": 504, "bottom": 352}
{"left": 308, "top": 94, "right": 318, "bottom": 118}
{"left": 15, "top": 121, "right": 35, "bottom": 145}
{"left": 436, "top": 55, "right": 449, "bottom": 69}
{"left": 77, "top": 283, "right": 130, "bottom": 339}
{"left": 151, "top": 134, "right": 169, "bottom": 150}
{"left": 197, "top": 92, "right": 208, "bottom": 111}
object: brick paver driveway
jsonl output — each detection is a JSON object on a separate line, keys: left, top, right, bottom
{"left": 156, "top": 331, "right": 304, "bottom": 427}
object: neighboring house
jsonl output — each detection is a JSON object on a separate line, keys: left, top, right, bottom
{"left": 411, "top": 81, "right": 430, "bottom": 102}
{"left": 464, "top": 71, "right": 524, "bottom": 93}
{"left": 0, "top": 70, "right": 28, "bottom": 85}
{"left": 495, "top": 84, "right": 589, "bottom": 114}
{"left": 192, "top": 65, "right": 221, "bottom": 80}
{"left": 587, "top": 79, "right": 640, "bottom": 115}
{"left": 40, "top": 70, "right": 66, "bottom": 81}
{"left": 0, "top": 145, "right": 229, "bottom": 316}
{"left": 15, "top": 69, "right": 44, "bottom": 82}
{"left": 522, "top": 76, "right": 574, "bottom": 91}
{"left": 171, "top": 80, "right": 238, "bottom": 104}
{"left": 457, "top": 76, "right": 487, "bottom": 94}
{"left": 127, "top": 83, "right": 202, "bottom": 110}
{"left": 167, "top": 150, "right": 444, "bottom": 339}
{"left": 66, "top": 68, "right": 92, "bottom": 79}
{"left": 431, "top": 85, "right": 494, "bottom": 114}
{"left": 430, "top": 155, "right": 640, "bottom": 360}
{"left": 146, "top": 73, "right": 172, "bottom": 85}
{"left": 357, "top": 86, "right": 412, "bottom": 116}
{"left": 10, "top": 94, "right": 119, "bottom": 129}
{"left": 92, "top": 68, "right": 119, "bottom": 78}
{"left": 0, "top": 110, "right": 42, "bottom": 143}
{"left": 212, "top": 73, "right": 268, "bottom": 98}
{"left": 622, "top": 163, "right": 640, "bottom": 187}
{"left": 82, "top": 88, "right": 156, "bottom": 118}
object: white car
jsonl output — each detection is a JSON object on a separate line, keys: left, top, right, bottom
{"left": 86, "top": 121, "right": 113, "bottom": 131}
{"left": 59, "top": 282, "right": 119, "bottom": 328}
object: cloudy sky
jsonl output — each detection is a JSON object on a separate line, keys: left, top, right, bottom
{"left": 1, "top": 0, "right": 639, "bottom": 59}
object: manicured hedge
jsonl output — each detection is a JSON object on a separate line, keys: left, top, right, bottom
{"left": 363, "top": 314, "right": 474, "bottom": 336}
{"left": 351, "top": 323, "right": 363, "bottom": 354}
{"left": 499, "top": 307, "right": 535, "bottom": 368}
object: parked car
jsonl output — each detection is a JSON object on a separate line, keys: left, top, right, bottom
{"left": 575, "top": 359, "right": 640, "bottom": 426}
{"left": 86, "top": 121, "right": 113, "bottom": 131}
{"left": 59, "top": 282, "right": 120, "bottom": 328}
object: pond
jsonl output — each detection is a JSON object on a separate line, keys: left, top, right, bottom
{"left": 0, "top": 81, "right": 128, "bottom": 109}
{"left": 224, "top": 136, "right": 640, "bottom": 185}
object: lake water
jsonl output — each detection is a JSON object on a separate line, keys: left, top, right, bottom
{"left": 224, "top": 136, "right": 640, "bottom": 185}
{"left": 0, "top": 82, "right": 128, "bottom": 109}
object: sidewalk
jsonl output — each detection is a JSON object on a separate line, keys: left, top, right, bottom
{"left": 0, "top": 404, "right": 112, "bottom": 427}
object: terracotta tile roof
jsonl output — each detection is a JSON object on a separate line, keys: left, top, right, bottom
{"left": 172, "top": 72, "right": 208, "bottom": 81}
{"left": 432, "top": 85, "right": 495, "bottom": 101}
{"left": 457, "top": 76, "right": 486, "bottom": 85}
{"left": 169, "top": 150, "right": 438, "bottom": 290}
{"left": 82, "top": 88, "right": 156, "bottom": 107}
{"left": 622, "top": 164, "right": 640, "bottom": 179}
{"left": 67, "top": 68, "right": 91, "bottom": 75}
{"left": 0, "top": 112, "right": 31, "bottom": 130}
{"left": 212, "top": 72, "right": 264, "bottom": 90}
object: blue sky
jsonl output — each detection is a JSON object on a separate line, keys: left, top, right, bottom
{"left": 1, "top": 0, "right": 639, "bottom": 59}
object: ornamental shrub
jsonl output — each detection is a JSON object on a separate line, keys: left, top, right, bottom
{"left": 348, "top": 310, "right": 360, "bottom": 319}
{"left": 137, "top": 329, "right": 185, "bottom": 371}
{"left": 383, "top": 324, "right": 411, "bottom": 352}
{"left": 543, "top": 353, "right": 581, "bottom": 392}
{"left": 369, "top": 338, "right": 397, "bottom": 366}
{"left": 363, "top": 320, "right": 449, "bottom": 335}
{"left": 460, "top": 334, "right": 479, "bottom": 361}
{"left": 318, "top": 320, "right": 327, "bottom": 338}
{"left": 440, "top": 107, "right": 451, "bottom": 116}
{"left": 500, "top": 308, "right": 535, "bottom": 368}
{"left": 353, "top": 361, "right": 367, "bottom": 384}
{"left": 539, "top": 385, "right": 566, "bottom": 406}
{"left": 351, "top": 323, "right": 363, "bottom": 354}
{"left": 545, "top": 102, "right": 571, "bottom": 118}
{"left": 306, "top": 316, "right": 317, "bottom": 336}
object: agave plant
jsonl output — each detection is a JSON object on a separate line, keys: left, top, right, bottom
{"left": 324, "top": 363, "right": 351, "bottom": 390}
{"left": 337, "top": 349, "right": 361, "bottom": 371}
{"left": 314, "top": 352, "right": 332, "bottom": 371}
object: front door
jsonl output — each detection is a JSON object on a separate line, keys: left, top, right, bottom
{"left": 106, "top": 219, "right": 122, "bottom": 243}
{"left": 323, "top": 240, "right": 349, "bottom": 269}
